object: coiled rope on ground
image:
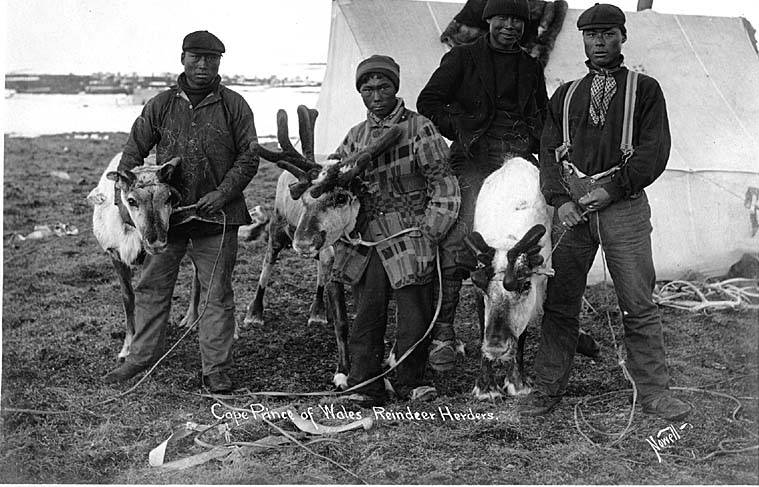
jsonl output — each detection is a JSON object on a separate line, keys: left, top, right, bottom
{"left": 654, "top": 278, "right": 759, "bottom": 311}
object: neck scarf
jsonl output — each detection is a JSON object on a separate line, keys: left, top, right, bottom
{"left": 368, "top": 97, "right": 404, "bottom": 127}
{"left": 178, "top": 73, "right": 221, "bottom": 107}
{"left": 586, "top": 56, "right": 624, "bottom": 126}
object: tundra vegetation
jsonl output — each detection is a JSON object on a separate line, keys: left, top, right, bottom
{"left": 2, "top": 133, "right": 757, "bottom": 483}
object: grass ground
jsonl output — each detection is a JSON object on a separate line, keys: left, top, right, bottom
{"left": 2, "top": 133, "right": 757, "bottom": 483}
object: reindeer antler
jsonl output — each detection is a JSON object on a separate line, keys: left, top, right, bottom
{"left": 310, "top": 125, "right": 404, "bottom": 198}
{"left": 297, "top": 105, "right": 319, "bottom": 163}
{"left": 250, "top": 106, "right": 322, "bottom": 199}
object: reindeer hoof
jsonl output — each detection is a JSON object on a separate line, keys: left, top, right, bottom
{"left": 504, "top": 381, "right": 532, "bottom": 396}
{"left": 244, "top": 314, "right": 264, "bottom": 326}
{"left": 472, "top": 386, "right": 504, "bottom": 401}
{"left": 179, "top": 314, "right": 198, "bottom": 328}
{"left": 333, "top": 373, "right": 348, "bottom": 390}
{"left": 307, "top": 315, "right": 328, "bottom": 326}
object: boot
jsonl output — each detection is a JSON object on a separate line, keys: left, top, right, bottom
{"left": 429, "top": 278, "right": 462, "bottom": 372}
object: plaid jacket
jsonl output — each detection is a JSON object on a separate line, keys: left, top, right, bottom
{"left": 330, "top": 99, "right": 461, "bottom": 289}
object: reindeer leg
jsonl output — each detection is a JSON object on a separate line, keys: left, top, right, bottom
{"left": 245, "top": 219, "right": 289, "bottom": 326}
{"left": 179, "top": 260, "right": 200, "bottom": 328}
{"left": 326, "top": 280, "right": 350, "bottom": 389}
{"left": 308, "top": 248, "right": 332, "bottom": 326}
{"left": 475, "top": 290, "right": 486, "bottom": 341}
{"left": 472, "top": 355, "right": 504, "bottom": 401}
{"left": 110, "top": 256, "right": 134, "bottom": 363}
{"left": 503, "top": 333, "right": 531, "bottom": 396}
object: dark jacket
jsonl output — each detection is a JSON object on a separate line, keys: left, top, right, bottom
{"left": 119, "top": 82, "right": 259, "bottom": 226}
{"left": 417, "top": 35, "right": 548, "bottom": 157}
{"left": 539, "top": 67, "right": 671, "bottom": 209}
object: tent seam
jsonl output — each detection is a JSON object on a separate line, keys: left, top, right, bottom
{"left": 426, "top": 2, "right": 443, "bottom": 37}
{"left": 673, "top": 15, "right": 752, "bottom": 140}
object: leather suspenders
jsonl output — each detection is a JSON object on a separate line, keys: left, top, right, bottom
{"left": 555, "top": 70, "right": 639, "bottom": 181}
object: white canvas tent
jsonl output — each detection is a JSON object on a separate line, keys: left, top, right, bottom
{"left": 315, "top": 0, "right": 759, "bottom": 283}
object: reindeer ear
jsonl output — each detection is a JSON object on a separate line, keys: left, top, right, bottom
{"left": 106, "top": 170, "right": 136, "bottom": 190}
{"left": 157, "top": 157, "right": 181, "bottom": 182}
{"left": 471, "top": 266, "right": 493, "bottom": 291}
{"left": 507, "top": 224, "right": 546, "bottom": 262}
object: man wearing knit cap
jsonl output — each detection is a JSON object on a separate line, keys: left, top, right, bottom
{"left": 330, "top": 54, "right": 460, "bottom": 406}
{"left": 519, "top": 3, "right": 692, "bottom": 421}
{"left": 103, "top": 31, "right": 259, "bottom": 394}
{"left": 417, "top": 0, "right": 547, "bottom": 372}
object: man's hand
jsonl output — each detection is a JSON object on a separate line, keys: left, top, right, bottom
{"left": 196, "top": 190, "right": 228, "bottom": 215}
{"left": 557, "top": 201, "right": 587, "bottom": 229}
{"left": 578, "top": 187, "right": 612, "bottom": 213}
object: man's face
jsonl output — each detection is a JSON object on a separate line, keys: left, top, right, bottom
{"left": 488, "top": 15, "right": 524, "bottom": 50}
{"left": 181, "top": 51, "right": 221, "bottom": 88}
{"left": 359, "top": 74, "right": 398, "bottom": 119}
{"left": 582, "top": 27, "right": 626, "bottom": 68}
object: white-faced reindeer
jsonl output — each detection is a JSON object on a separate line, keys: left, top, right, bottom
{"left": 247, "top": 105, "right": 403, "bottom": 388}
{"left": 467, "top": 157, "right": 599, "bottom": 400}
{"left": 88, "top": 153, "right": 181, "bottom": 361}
{"left": 464, "top": 157, "right": 552, "bottom": 399}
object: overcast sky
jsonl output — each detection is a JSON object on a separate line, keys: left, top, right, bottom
{"left": 4, "top": 0, "right": 759, "bottom": 77}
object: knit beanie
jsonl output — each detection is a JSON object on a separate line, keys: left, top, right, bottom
{"left": 355, "top": 55, "right": 400, "bottom": 91}
{"left": 482, "top": 0, "right": 530, "bottom": 22}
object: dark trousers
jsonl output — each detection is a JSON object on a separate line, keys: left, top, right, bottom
{"left": 347, "top": 248, "right": 434, "bottom": 397}
{"left": 126, "top": 224, "right": 238, "bottom": 375}
{"left": 533, "top": 193, "right": 671, "bottom": 399}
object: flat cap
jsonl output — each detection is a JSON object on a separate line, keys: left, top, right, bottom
{"left": 355, "top": 54, "right": 400, "bottom": 91}
{"left": 577, "top": 3, "right": 626, "bottom": 30}
{"left": 182, "top": 30, "right": 225, "bottom": 55}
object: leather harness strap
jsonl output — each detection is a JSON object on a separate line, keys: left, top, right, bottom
{"left": 557, "top": 70, "right": 639, "bottom": 181}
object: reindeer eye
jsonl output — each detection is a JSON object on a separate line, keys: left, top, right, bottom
{"left": 334, "top": 193, "right": 349, "bottom": 206}
{"left": 127, "top": 197, "right": 138, "bottom": 207}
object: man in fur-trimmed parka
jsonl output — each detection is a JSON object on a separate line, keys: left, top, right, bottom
{"left": 330, "top": 55, "right": 460, "bottom": 406}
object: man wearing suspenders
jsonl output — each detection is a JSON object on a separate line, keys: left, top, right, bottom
{"left": 519, "top": 4, "right": 692, "bottom": 421}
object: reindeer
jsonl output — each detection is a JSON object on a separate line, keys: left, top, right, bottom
{"left": 87, "top": 153, "right": 180, "bottom": 361}
{"left": 466, "top": 157, "right": 600, "bottom": 399}
{"left": 461, "top": 157, "right": 552, "bottom": 399}
{"left": 241, "top": 109, "right": 332, "bottom": 329}
{"left": 247, "top": 105, "right": 403, "bottom": 388}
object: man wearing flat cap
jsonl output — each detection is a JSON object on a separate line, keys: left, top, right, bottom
{"left": 519, "top": 3, "right": 692, "bottom": 421}
{"left": 330, "top": 54, "right": 460, "bottom": 406}
{"left": 104, "top": 30, "right": 259, "bottom": 393}
{"left": 417, "top": 0, "right": 548, "bottom": 372}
